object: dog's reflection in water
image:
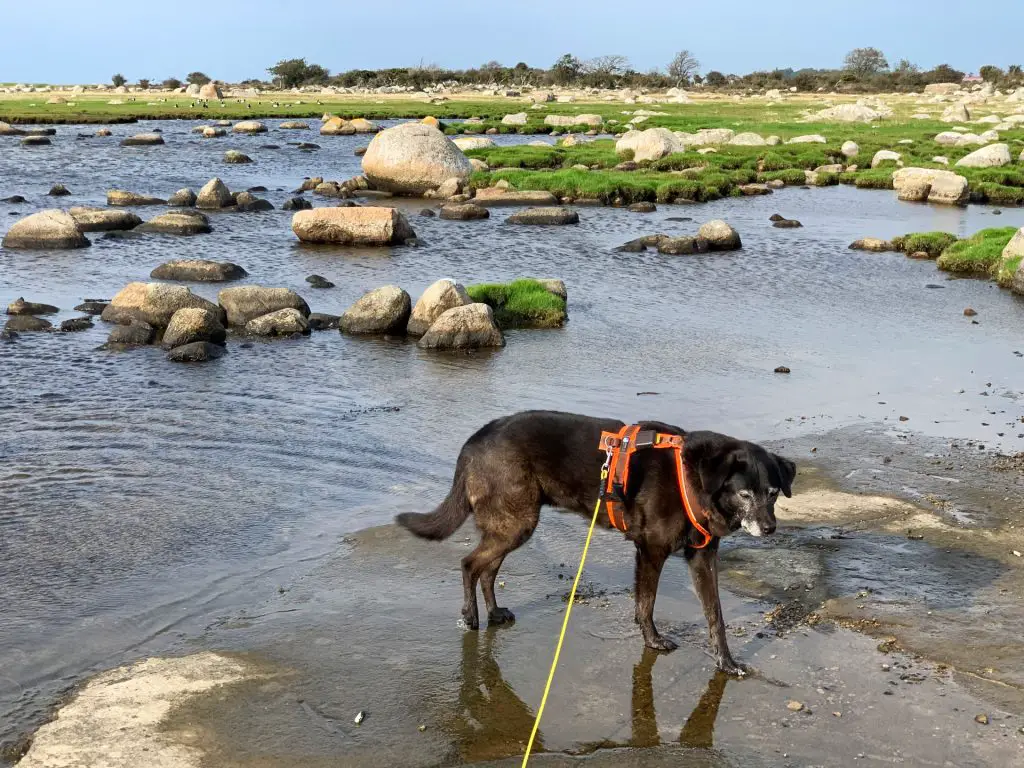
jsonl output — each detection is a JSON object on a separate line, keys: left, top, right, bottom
{"left": 451, "top": 630, "right": 729, "bottom": 761}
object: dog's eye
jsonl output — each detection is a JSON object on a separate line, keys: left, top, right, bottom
{"left": 738, "top": 490, "right": 753, "bottom": 500}
{"left": 768, "top": 488, "right": 779, "bottom": 499}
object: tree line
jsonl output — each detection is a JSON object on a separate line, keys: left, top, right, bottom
{"left": 112, "top": 49, "right": 1023, "bottom": 93}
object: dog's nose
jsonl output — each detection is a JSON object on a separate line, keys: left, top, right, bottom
{"left": 764, "top": 520, "right": 777, "bottom": 535}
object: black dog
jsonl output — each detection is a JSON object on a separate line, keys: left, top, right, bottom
{"left": 397, "top": 410, "right": 795, "bottom": 674}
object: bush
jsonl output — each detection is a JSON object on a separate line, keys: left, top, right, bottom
{"left": 936, "top": 227, "right": 1018, "bottom": 275}
{"left": 891, "top": 231, "right": 958, "bottom": 258}
{"left": 466, "top": 279, "right": 567, "bottom": 329}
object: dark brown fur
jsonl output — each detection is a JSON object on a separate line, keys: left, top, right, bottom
{"left": 397, "top": 410, "right": 795, "bottom": 674}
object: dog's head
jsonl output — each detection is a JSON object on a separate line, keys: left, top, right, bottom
{"left": 695, "top": 438, "right": 795, "bottom": 539}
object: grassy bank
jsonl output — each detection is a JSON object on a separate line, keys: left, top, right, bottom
{"left": 884, "top": 227, "right": 1022, "bottom": 291}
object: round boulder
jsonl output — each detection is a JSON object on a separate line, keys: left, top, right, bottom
{"left": 6, "top": 316, "right": 53, "bottom": 332}
{"left": 224, "top": 150, "right": 253, "bottom": 164}
{"left": 417, "top": 304, "right": 506, "bottom": 350}
{"left": 340, "top": 285, "right": 411, "bottom": 335}
{"left": 168, "top": 188, "right": 197, "bottom": 207}
{"left": 407, "top": 279, "right": 473, "bottom": 337}
{"left": 101, "top": 283, "right": 223, "bottom": 328}
{"left": 361, "top": 122, "right": 473, "bottom": 195}
{"left": 841, "top": 141, "right": 860, "bottom": 158}
{"left": 162, "top": 307, "right": 227, "bottom": 349}
{"left": 232, "top": 121, "right": 267, "bottom": 135}
{"left": 1, "top": 210, "right": 90, "bottom": 249}
{"left": 151, "top": 259, "right": 247, "bottom": 282}
{"left": 697, "top": 220, "right": 741, "bottom": 251}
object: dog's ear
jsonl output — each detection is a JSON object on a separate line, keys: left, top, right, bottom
{"left": 697, "top": 447, "right": 737, "bottom": 498}
{"left": 771, "top": 453, "right": 796, "bottom": 498}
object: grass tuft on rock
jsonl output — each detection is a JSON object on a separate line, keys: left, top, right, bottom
{"left": 891, "top": 231, "right": 958, "bottom": 259}
{"left": 936, "top": 227, "right": 1018, "bottom": 276}
{"left": 466, "top": 279, "right": 567, "bottom": 329}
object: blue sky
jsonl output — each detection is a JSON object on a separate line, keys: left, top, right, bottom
{"left": 3, "top": 0, "right": 1021, "bottom": 84}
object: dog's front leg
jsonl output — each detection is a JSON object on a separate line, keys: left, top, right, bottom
{"left": 687, "top": 544, "right": 745, "bottom": 675}
{"left": 633, "top": 544, "right": 676, "bottom": 651}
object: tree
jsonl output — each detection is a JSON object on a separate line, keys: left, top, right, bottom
{"left": 111, "top": 73, "right": 126, "bottom": 87}
{"left": 551, "top": 53, "right": 583, "bottom": 85}
{"left": 137, "top": 79, "right": 151, "bottom": 90}
{"left": 843, "top": 47, "right": 889, "bottom": 78}
{"left": 979, "top": 65, "right": 1004, "bottom": 83}
{"left": 267, "top": 58, "right": 329, "bottom": 89}
{"left": 667, "top": 50, "right": 700, "bottom": 86}
{"left": 186, "top": 72, "right": 211, "bottom": 86}
{"left": 924, "top": 64, "right": 964, "bottom": 84}
{"left": 163, "top": 77, "right": 182, "bottom": 90}
{"left": 704, "top": 70, "right": 727, "bottom": 88}
{"left": 893, "top": 59, "right": 919, "bottom": 75}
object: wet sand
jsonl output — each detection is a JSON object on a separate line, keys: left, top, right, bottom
{"left": 17, "top": 426, "right": 1024, "bottom": 767}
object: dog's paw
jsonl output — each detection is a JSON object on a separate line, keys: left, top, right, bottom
{"left": 488, "top": 607, "right": 515, "bottom": 625}
{"left": 645, "top": 634, "right": 678, "bottom": 652}
{"left": 460, "top": 611, "right": 480, "bottom": 631}
{"left": 717, "top": 658, "right": 750, "bottom": 677}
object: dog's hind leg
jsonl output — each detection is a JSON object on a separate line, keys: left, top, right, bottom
{"left": 479, "top": 554, "right": 513, "bottom": 625}
{"left": 634, "top": 543, "right": 676, "bottom": 651}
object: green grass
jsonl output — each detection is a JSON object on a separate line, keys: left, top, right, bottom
{"left": 936, "top": 227, "right": 1019, "bottom": 275}
{"left": 466, "top": 279, "right": 567, "bottom": 329}
{"left": 891, "top": 231, "right": 959, "bottom": 258}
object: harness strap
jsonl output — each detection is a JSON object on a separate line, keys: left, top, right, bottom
{"left": 597, "top": 426, "right": 712, "bottom": 549}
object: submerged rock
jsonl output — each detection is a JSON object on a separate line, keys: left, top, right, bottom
{"left": 657, "top": 236, "right": 709, "bottom": 255}
{"left": 439, "top": 203, "right": 489, "bottom": 221}
{"left": 307, "top": 312, "right": 341, "bottom": 330}
{"left": 167, "top": 341, "right": 226, "bottom": 362}
{"left": 107, "top": 190, "right": 166, "bottom": 206}
{"left": 74, "top": 300, "right": 109, "bottom": 315}
{"left": 47, "top": 184, "right": 71, "bottom": 197}
{"left": 150, "top": 259, "right": 247, "bottom": 282}
{"left": 137, "top": 212, "right": 212, "bottom": 235}
{"left": 282, "top": 197, "right": 313, "bottom": 211}
{"left": 232, "top": 121, "right": 268, "bottom": 135}
{"left": 5, "top": 315, "right": 53, "bottom": 332}
{"left": 305, "top": 274, "right": 335, "bottom": 289}
{"left": 224, "top": 150, "right": 253, "bottom": 164}
{"left": 60, "top": 317, "right": 94, "bottom": 332}
{"left": 474, "top": 188, "right": 559, "bottom": 206}
{"left": 849, "top": 238, "right": 895, "bottom": 252}
{"left": 340, "top": 285, "right": 412, "bottom": 335}
{"left": 106, "top": 321, "right": 155, "bottom": 347}
{"left": 120, "top": 133, "right": 165, "bottom": 146}
{"left": 507, "top": 207, "right": 579, "bottom": 225}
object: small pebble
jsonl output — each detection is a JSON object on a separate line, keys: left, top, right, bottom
{"left": 975, "top": 713, "right": 989, "bottom": 725}
{"left": 354, "top": 710, "right": 366, "bottom": 725}
{"left": 786, "top": 700, "right": 804, "bottom": 712}
{"left": 899, "top": 416, "right": 909, "bottom": 422}
{"left": 774, "top": 366, "right": 791, "bottom": 374}
{"left": 963, "top": 308, "right": 977, "bottom": 317}
{"left": 418, "top": 724, "right": 427, "bottom": 732}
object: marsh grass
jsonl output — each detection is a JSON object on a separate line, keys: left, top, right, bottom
{"left": 936, "top": 227, "right": 1018, "bottom": 275}
{"left": 891, "top": 231, "right": 959, "bottom": 258}
{"left": 466, "top": 279, "right": 567, "bottom": 329}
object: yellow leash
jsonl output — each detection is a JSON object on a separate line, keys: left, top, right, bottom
{"left": 521, "top": 466, "right": 608, "bottom": 766}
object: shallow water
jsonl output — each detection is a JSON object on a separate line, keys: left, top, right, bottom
{"left": 2, "top": 119, "right": 1024, "bottom": 753}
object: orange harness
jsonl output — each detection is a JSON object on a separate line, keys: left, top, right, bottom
{"left": 597, "top": 425, "right": 713, "bottom": 549}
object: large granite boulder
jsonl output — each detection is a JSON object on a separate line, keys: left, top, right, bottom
{"left": 361, "top": 123, "right": 473, "bottom": 195}
{"left": 218, "top": 286, "right": 310, "bottom": 327}
{"left": 417, "top": 304, "right": 505, "bottom": 350}
{"left": 291, "top": 207, "right": 415, "bottom": 245}
{"left": 1, "top": 210, "right": 90, "bottom": 249}
{"left": 407, "top": 279, "right": 473, "bottom": 336}
{"left": 339, "top": 285, "right": 411, "bottom": 334}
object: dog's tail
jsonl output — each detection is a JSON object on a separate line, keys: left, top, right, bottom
{"left": 396, "top": 464, "right": 472, "bottom": 541}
